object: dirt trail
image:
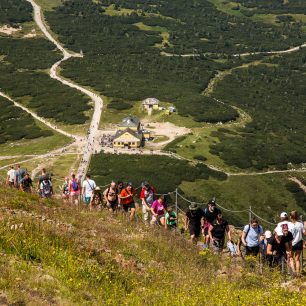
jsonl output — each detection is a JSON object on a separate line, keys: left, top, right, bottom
{"left": 27, "top": 0, "right": 103, "bottom": 181}
{"left": 289, "top": 177, "right": 306, "bottom": 193}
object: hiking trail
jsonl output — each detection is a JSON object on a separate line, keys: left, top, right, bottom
{"left": 26, "top": 0, "right": 103, "bottom": 180}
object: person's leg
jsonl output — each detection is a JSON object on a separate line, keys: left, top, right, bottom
{"left": 159, "top": 216, "right": 166, "bottom": 226}
{"left": 294, "top": 250, "right": 301, "bottom": 273}
{"left": 142, "top": 205, "right": 148, "bottom": 222}
{"left": 130, "top": 207, "right": 136, "bottom": 221}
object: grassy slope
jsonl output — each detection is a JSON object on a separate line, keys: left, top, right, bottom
{"left": 0, "top": 186, "right": 304, "bottom": 305}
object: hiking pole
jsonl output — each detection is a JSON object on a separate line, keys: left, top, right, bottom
{"left": 175, "top": 188, "right": 178, "bottom": 227}
{"left": 249, "top": 206, "right": 252, "bottom": 223}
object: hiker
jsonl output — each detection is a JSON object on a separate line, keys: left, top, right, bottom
{"left": 6, "top": 166, "right": 15, "bottom": 187}
{"left": 151, "top": 196, "right": 167, "bottom": 226}
{"left": 165, "top": 207, "right": 177, "bottom": 230}
{"left": 15, "top": 164, "right": 25, "bottom": 188}
{"left": 119, "top": 182, "right": 137, "bottom": 221}
{"left": 40, "top": 176, "right": 53, "bottom": 199}
{"left": 62, "top": 177, "right": 70, "bottom": 202}
{"left": 140, "top": 181, "right": 156, "bottom": 223}
{"left": 19, "top": 173, "right": 33, "bottom": 193}
{"left": 289, "top": 210, "right": 304, "bottom": 274}
{"left": 117, "top": 181, "right": 124, "bottom": 209}
{"left": 91, "top": 187, "right": 103, "bottom": 209}
{"left": 103, "top": 181, "right": 119, "bottom": 212}
{"left": 208, "top": 213, "right": 231, "bottom": 254}
{"left": 275, "top": 212, "right": 293, "bottom": 233}
{"left": 69, "top": 174, "right": 80, "bottom": 205}
{"left": 37, "top": 168, "right": 51, "bottom": 195}
{"left": 259, "top": 230, "right": 272, "bottom": 262}
{"left": 203, "top": 199, "right": 221, "bottom": 247}
{"left": 241, "top": 217, "right": 264, "bottom": 257}
{"left": 82, "top": 173, "right": 96, "bottom": 207}
{"left": 185, "top": 203, "right": 205, "bottom": 244}
{"left": 267, "top": 224, "right": 294, "bottom": 271}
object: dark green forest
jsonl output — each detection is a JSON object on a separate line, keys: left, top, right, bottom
{"left": 236, "top": 0, "right": 306, "bottom": 14}
{"left": 0, "top": 0, "right": 32, "bottom": 25}
{"left": 89, "top": 152, "right": 227, "bottom": 194}
{"left": 211, "top": 50, "right": 306, "bottom": 170}
{"left": 0, "top": 96, "right": 53, "bottom": 144}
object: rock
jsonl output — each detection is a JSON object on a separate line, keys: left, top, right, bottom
{"left": 40, "top": 274, "right": 54, "bottom": 281}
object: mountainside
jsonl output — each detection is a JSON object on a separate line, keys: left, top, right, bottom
{"left": 0, "top": 185, "right": 305, "bottom": 305}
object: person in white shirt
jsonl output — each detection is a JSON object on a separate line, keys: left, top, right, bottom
{"left": 82, "top": 173, "right": 96, "bottom": 206}
{"left": 289, "top": 210, "right": 304, "bottom": 273}
{"left": 275, "top": 212, "right": 293, "bottom": 233}
{"left": 6, "top": 166, "right": 15, "bottom": 187}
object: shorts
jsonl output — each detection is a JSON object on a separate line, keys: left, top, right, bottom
{"left": 8, "top": 181, "right": 14, "bottom": 187}
{"left": 204, "top": 227, "right": 209, "bottom": 236}
{"left": 212, "top": 238, "right": 225, "bottom": 251}
{"left": 123, "top": 202, "right": 135, "bottom": 212}
{"left": 188, "top": 225, "right": 201, "bottom": 237}
{"left": 245, "top": 245, "right": 260, "bottom": 257}
{"left": 292, "top": 240, "right": 303, "bottom": 251}
{"left": 83, "top": 196, "right": 91, "bottom": 205}
{"left": 107, "top": 200, "right": 118, "bottom": 210}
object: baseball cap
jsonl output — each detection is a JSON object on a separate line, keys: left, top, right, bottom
{"left": 280, "top": 212, "right": 288, "bottom": 218}
{"left": 208, "top": 198, "right": 216, "bottom": 206}
{"left": 127, "top": 182, "right": 133, "bottom": 187}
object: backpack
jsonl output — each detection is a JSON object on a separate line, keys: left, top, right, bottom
{"left": 72, "top": 180, "right": 79, "bottom": 191}
{"left": 63, "top": 183, "right": 69, "bottom": 195}
{"left": 42, "top": 180, "right": 51, "bottom": 195}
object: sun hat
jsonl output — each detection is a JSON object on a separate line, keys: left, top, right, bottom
{"left": 280, "top": 212, "right": 288, "bottom": 218}
{"left": 275, "top": 227, "right": 283, "bottom": 236}
{"left": 264, "top": 230, "right": 272, "bottom": 239}
{"left": 95, "top": 187, "right": 101, "bottom": 191}
{"left": 189, "top": 203, "right": 198, "bottom": 211}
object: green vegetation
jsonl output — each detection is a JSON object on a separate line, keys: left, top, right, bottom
{"left": 89, "top": 152, "right": 227, "bottom": 194}
{"left": 0, "top": 186, "right": 305, "bottom": 304}
{"left": 0, "top": 96, "right": 52, "bottom": 144}
{"left": 210, "top": 51, "right": 306, "bottom": 170}
{"left": 0, "top": 0, "right": 32, "bottom": 25}
{"left": 180, "top": 173, "right": 306, "bottom": 227}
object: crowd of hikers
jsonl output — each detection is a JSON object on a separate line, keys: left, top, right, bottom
{"left": 5, "top": 165, "right": 306, "bottom": 275}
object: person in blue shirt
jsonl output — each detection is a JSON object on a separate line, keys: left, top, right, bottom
{"left": 241, "top": 217, "right": 264, "bottom": 257}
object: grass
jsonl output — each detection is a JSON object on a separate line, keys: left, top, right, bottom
{"left": 0, "top": 132, "right": 71, "bottom": 156}
{"left": 0, "top": 186, "right": 305, "bottom": 304}
{"left": 35, "top": 0, "right": 63, "bottom": 11}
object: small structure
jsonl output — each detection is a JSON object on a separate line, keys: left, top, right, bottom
{"left": 113, "top": 128, "right": 143, "bottom": 149}
{"left": 142, "top": 98, "right": 160, "bottom": 111}
{"left": 143, "top": 130, "right": 151, "bottom": 140}
{"left": 118, "top": 116, "right": 141, "bottom": 132}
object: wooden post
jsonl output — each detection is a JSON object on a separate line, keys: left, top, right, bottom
{"left": 175, "top": 188, "right": 178, "bottom": 227}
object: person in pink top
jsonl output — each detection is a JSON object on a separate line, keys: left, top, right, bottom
{"left": 151, "top": 195, "right": 167, "bottom": 226}
{"left": 69, "top": 173, "right": 80, "bottom": 205}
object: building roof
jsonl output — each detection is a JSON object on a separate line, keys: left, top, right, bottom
{"left": 113, "top": 128, "right": 143, "bottom": 141}
{"left": 142, "top": 98, "right": 160, "bottom": 105}
{"left": 119, "top": 116, "right": 140, "bottom": 128}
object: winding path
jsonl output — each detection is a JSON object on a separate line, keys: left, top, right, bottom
{"left": 26, "top": 0, "right": 103, "bottom": 180}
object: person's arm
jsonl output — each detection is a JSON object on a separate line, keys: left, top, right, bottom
{"left": 266, "top": 243, "right": 275, "bottom": 255}
{"left": 20, "top": 181, "right": 24, "bottom": 192}
{"left": 103, "top": 189, "right": 109, "bottom": 203}
{"left": 226, "top": 225, "right": 231, "bottom": 241}
{"left": 237, "top": 234, "right": 242, "bottom": 256}
{"left": 184, "top": 216, "right": 189, "bottom": 231}
{"left": 241, "top": 230, "right": 247, "bottom": 246}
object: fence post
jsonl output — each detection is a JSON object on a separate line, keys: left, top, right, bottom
{"left": 249, "top": 206, "right": 252, "bottom": 223}
{"left": 175, "top": 188, "right": 178, "bottom": 227}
